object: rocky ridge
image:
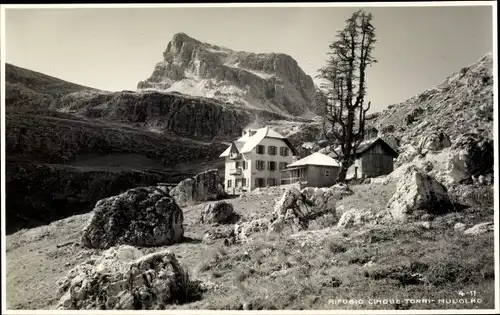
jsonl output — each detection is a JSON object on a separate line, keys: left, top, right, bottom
{"left": 370, "top": 53, "right": 493, "bottom": 152}
{"left": 137, "top": 32, "right": 317, "bottom": 117}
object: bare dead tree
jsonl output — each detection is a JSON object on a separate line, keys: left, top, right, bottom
{"left": 316, "top": 10, "right": 377, "bottom": 182}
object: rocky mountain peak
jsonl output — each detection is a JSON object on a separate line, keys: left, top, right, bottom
{"left": 138, "top": 33, "right": 317, "bottom": 117}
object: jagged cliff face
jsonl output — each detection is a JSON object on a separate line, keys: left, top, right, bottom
{"left": 137, "top": 32, "right": 316, "bottom": 117}
{"left": 51, "top": 90, "right": 304, "bottom": 142}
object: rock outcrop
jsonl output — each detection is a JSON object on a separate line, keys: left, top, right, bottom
{"left": 57, "top": 245, "right": 200, "bottom": 310}
{"left": 386, "top": 132, "right": 493, "bottom": 189}
{"left": 337, "top": 208, "right": 391, "bottom": 229}
{"left": 268, "top": 186, "right": 339, "bottom": 233}
{"left": 82, "top": 187, "right": 184, "bottom": 249}
{"left": 170, "top": 169, "right": 226, "bottom": 207}
{"left": 463, "top": 222, "right": 494, "bottom": 236}
{"left": 234, "top": 218, "right": 271, "bottom": 243}
{"left": 371, "top": 53, "right": 493, "bottom": 161}
{"left": 137, "top": 32, "right": 316, "bottom": 117}
{"left": 6, "top": 109, "right": 226, "bottom": 166}
{"left": 200, "top": 201, "right": 237, "bottom": 224}
{"left": 387, "top": 166, "right": 451, "bottom": 221}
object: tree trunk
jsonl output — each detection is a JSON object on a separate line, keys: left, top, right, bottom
{"left": 337, "top": 165, "right": 348, "bottom": 183}
{"left": 336, "top": 155, "right": 352, "bottom": 183}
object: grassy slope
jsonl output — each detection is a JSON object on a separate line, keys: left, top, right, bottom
{"left": 5, "top": 183, "right": 495, "bottom": 310}
{"left": 5, "top": 63, "right": 98, "bottom": 97}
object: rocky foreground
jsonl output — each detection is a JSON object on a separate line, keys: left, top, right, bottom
{"left": 6, "top": 147, "right": 495, "bottom": 310}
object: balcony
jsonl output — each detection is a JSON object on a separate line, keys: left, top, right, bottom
{"left": 229, "top": 153, "right": 242, "bottom": 160}
{"left": 229, "top": 167, "right": 243, "bottom": 175}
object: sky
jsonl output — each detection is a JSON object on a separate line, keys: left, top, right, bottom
{"left": 3, "top": 4, "right": 494, "bottom": 113}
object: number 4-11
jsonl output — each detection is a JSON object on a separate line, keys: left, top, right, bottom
{"left": 458, "top": 291, "right": 477, "bottom": 297}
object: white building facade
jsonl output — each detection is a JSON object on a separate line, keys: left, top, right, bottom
{"left": 219, "top": 127, "right": 298, "bottom": 194}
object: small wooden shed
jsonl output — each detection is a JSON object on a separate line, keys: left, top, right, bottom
{"left": 331, "top": 137, "right": 399, "bottom": 179}
{"left": 280, "top": 152, "right": 340, "bottom": 188}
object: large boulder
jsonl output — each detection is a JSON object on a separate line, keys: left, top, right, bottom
{"left": 395, "top": 132, "right": 451, "bottom": 167}
{"left": 169, "top": 169, "right": 226, "bottom": 207}
{"left": 387, "top": 166, "right": 450, "bottom": 221}
{"left": 81, "top": 186, "right": 184, "bottom": 249}
{"left": 449, "top": 133, "right": 493, "bottom": 182}
{"left": 388, "top": 133, "right": 493, "bottom": 189}
{"left": 200, "top": 201, "right": 236, "bottom": 224}
{"left": 269, "top": 186, "right": 339, "bottom": 233}
{"left": 56, "top": 245, "right": 199, "bottom": 310}
{"left": 301, "top": 186, "right": 339, "bottom": 213}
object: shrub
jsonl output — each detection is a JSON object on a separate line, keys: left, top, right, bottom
{"left": 172, "top": 265, "right": 204, "bottom": 304}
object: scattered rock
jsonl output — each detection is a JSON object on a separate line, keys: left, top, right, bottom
{"left": 327, "top": 183, "right": 355, "bottom": 199}
{"left": 234, "top": 218, "right": 271, "bottom": 243}
{"left": 242, "top": 302, "right": 252, "bottom": 310}
{"left": 454, "top": 222, "right": 466, "bottom": 232}
{"left": 200, "top": 201, "right": 236, "bottom": 224}
{"left": 170, "top": 169, "right": 226, "bottom": 207}
{"left": 413, "top": 221, "right": 432, "bottom": 229}
{"left": 337, "top": 208, "right": 387, "bottom": 229}
{"left": 418, "top": 131, "right": 452, "bottom": 154}
{"left": 202, "top": 226, "right": 235, "bottom": 244}
{"left": 463, "top": 222, "right": 493, "bottom": 236}
{"left": 363, "top": 261, "right": 376, "bottom": 268}
{"left": 404, "top": 107, "right": 424, "bottom": 125}
{"left": 56, "top": 245, "right": 200, "bottom": 310}
{"left": 81, "top": 186, "right": 184, "bottom": 249}
{"left": 387, "top": 166, "right": 450, "bottom": 221}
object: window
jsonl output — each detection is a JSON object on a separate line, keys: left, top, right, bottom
{"left": 236, "top": 161, "right": 247, "bottom": 169}
{"left": 279, "top": 162, "right": 288, "bottom": 170}
{"left": 280, "top": 147, "right": 289, "bottom": 156}
{"left": 268, "top": 161, "right": 276, "bottom": 171}
{"left": 267, "top": 178, "right": 277, "bottom": 186}
{"left": 255, "top": 178, "right": 265, "bottom": 187}
{"left": 256, "top": 145, "right": 265, "bottom": 154}
{"left": 325, "top": 169, "right": 331, "bottom": 177}
{"left": 227, "top": 180, "right": 232, "bottom": 188}
{"left": 256, "top": 160, "right": 265, "bottom": 171}
{"left": 242, "top": 178, "right": 247, "bottom": 187}
{"left": 268, "top": 146, "right": 277, "bottom": 155}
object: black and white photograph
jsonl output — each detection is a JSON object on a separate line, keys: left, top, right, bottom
{"left": 1, "top": 2, "right": 498, "bottom": 313}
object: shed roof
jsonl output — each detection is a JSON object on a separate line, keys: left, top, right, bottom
{"left": 286, "top": 152, "right": 340, "bottom": 168}
{"left": 330, "top": 137, "right": 399, "bottom": 158}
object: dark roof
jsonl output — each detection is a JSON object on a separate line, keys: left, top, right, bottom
{"left": 331, "top": 137, "right": 399, "bottom": 158}
{"left": 231, "top": 139, "right": 299, "bottom": 156}
{"left": 233, "top": 141, "right": 245, "bottom": 151}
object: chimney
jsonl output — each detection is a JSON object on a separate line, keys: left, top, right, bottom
{"left": 242, "top": 128, "right": 257, "bottom": 137}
